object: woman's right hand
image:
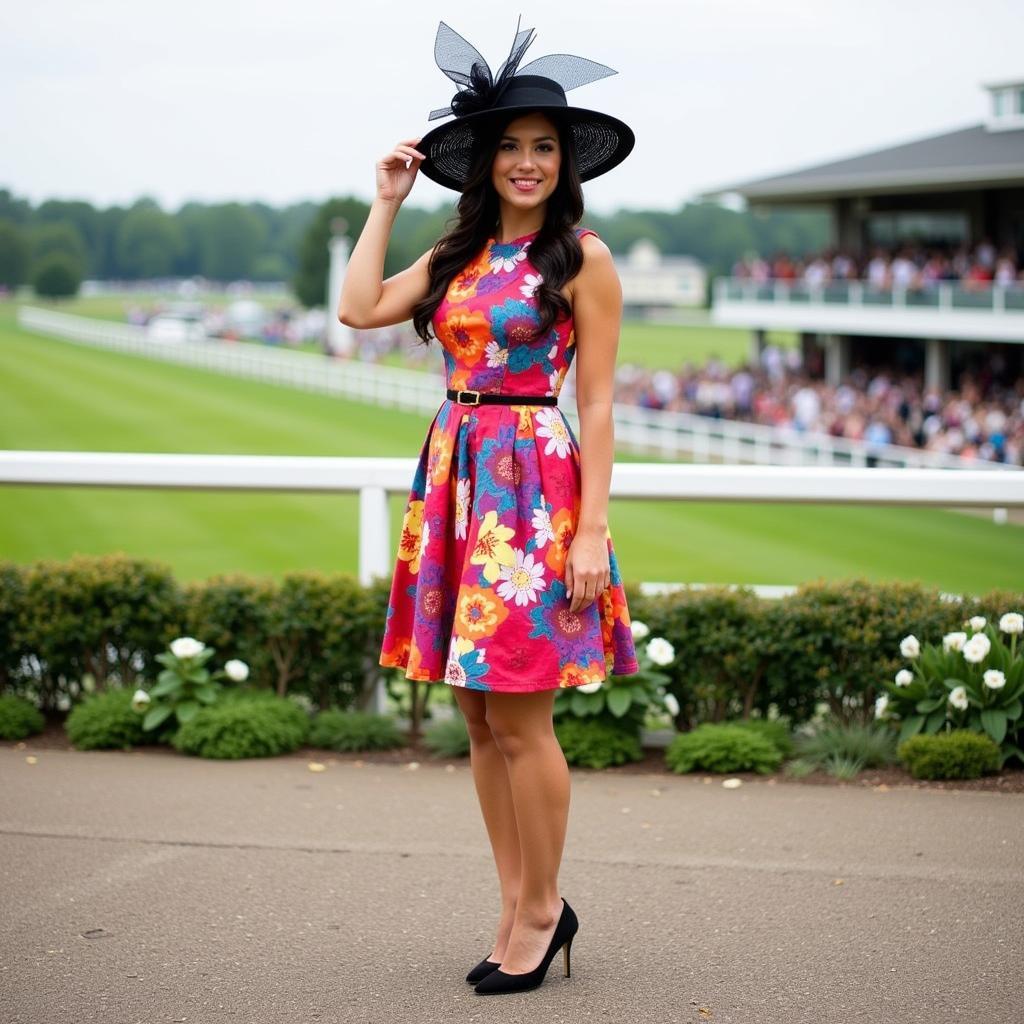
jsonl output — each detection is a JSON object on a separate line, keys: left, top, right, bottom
{"left": 376, "top": 138, "right": 426, "bottom": 205}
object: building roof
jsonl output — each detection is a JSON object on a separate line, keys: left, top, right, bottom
{"left": 702, "top": 122, "right": 1024, "bottom": 204}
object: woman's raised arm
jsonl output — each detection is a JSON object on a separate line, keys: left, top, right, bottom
{"left": 337, "top": 138, "right": 435, "bottom": 329}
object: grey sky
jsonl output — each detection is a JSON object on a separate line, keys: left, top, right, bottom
{"left": 4, "top": 0, "right": 1022, "bottom": 214}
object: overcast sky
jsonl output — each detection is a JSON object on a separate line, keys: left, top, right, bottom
{"left": 4, "top": 0, "right": 1022, "bottom": 215}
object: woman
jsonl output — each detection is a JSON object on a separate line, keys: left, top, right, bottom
{"left": 338, "top": 20, "right": 639, "bottom": 995}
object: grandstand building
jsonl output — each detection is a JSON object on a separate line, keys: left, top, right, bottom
{"left": 703, "top": 79, "right": 1024, "bottom": 389}
{"left": 614, "top": 239, "right": 707, "bottom": 317}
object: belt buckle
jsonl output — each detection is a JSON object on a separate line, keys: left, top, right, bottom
{"left": 456, "top": 389, "right": 481, "bottom": 406}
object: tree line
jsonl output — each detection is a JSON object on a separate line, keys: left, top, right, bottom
{"left": 0, "top": 187, "right": 828, "bottom": 305}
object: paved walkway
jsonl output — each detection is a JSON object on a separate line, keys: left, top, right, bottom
{"left": 1, "top": 744, "right": 1021, "bottom": 1024}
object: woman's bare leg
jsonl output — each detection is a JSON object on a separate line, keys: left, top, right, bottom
{"left": 450, "top": 686, "right": 521, "bottom": 961}
{"left": 483, "top": 688, "right": 568, "bottom": 974}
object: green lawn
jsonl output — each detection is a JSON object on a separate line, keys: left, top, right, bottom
{"left": 1, "top": 299, "right": 1019, "bottom": 592}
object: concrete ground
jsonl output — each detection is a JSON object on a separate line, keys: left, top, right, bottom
{"left": 1, "top": 744, "right": 1021, "bottom": 1024}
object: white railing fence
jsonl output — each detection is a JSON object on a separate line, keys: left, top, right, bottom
{"left": 3, "top": 451, "right": 1022, "bottom": 711}
{"left": 18, "top": 306, "right": 1013, "bottom": 477}
{"left": 716, "top": 277, "right": 1024, "bottom": 315}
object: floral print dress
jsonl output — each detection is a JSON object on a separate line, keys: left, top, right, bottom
{"left": 377, "top": 226, "right": 640, "bottom": 692}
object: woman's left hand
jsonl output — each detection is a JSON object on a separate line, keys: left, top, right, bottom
{"left": 564, "top": 528, "right": 611, "bottom": 614}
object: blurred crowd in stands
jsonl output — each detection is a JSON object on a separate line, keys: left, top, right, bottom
{"left": 731, "top": 239, "right": 1024, "bottom": 290}
{"left": 612, "top": 345, "right": 1022, "bottom": 466}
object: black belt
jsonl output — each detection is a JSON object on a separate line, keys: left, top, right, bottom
{"left": 446, "top": 388, "right": 558, "bottom": 406}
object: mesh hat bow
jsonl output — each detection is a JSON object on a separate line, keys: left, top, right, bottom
{"left": 417, "top": 18, "right": 635, "bottom": 192}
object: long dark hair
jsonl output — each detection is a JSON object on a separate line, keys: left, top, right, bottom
{"left": 411, "top": 110, "right": 586, "bottom": 345}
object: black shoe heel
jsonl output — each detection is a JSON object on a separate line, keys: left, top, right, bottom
{"left": 473, "top": 898, "right": 578, "bottom": 995}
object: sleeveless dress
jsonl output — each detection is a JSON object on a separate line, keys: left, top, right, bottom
{"left": 377, "top": 226, "right": 640, "bottom": 692}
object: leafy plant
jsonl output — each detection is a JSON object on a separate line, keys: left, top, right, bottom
{"left": 897, "top": 731, "right": 1001, "bottom": 780}
{"left": 554, "top": 715, "right": 644, "bottom": 770}
{"left": 133, "top": 636, "right": 249, "bottom": 733}
{"left": 421, "top": 715, "right": 471, "bottom": 758}
{"left": 664, "top": 723, "right": 782, "bottom": 775}
{"left": 65, "top": 687, "right": 148, "bottom": 750}
{"left": 0, "top": 694, "right": 45, "bottom": 740}
{"left": 552, "top": 620, "right": 677, "bottom": 731}
{"left": 877, "top": 612, "right": 1023, "bottom": 767}
{"left": 730, "top": 716, "right": 795, "bottom": 758}
{"left": 171, "top": 694, "right": 309, "bottom": 759}
{"left": 791, "top": 721, "right": 897, "bottom": 774}
{"left": 308, "top": 709, "right": 405, "bottom": 752}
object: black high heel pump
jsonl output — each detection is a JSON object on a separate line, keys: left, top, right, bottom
{"left": 473, "top": 898, "right": 578, "bottom": 995}
{"left": 465, "top": 957, "right": 501, "bottom": 984}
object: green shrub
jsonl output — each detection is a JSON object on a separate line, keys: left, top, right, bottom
{"left": 730, "top": 717, "right": 795, "bottom": 758}
{"left": 898, "top": 731, "right": 1001, "bottom": 780}
{"left": 665, "top": 723, "right": 782, "bottom": 774}
{"left": 65, "top": 687, "right": 147, "bottom": 750}
{"left": 17, "top": 553, "right": 184, "bottom": 713}
{"left": 422, "top": 715, "right": 470, "bottom": 757}
{"left": 792, "top": 721, "right": 898, "bottom": 774}
{"left": 308, "top": 709, "right": 405, "bottom": 752}
{"left": 171, "top": 695, "right": 310, "bottom": 759}
{"left": 0, "top": 694, "right": 45, "bottom": 740}
{"left": 554, "top": 716, "right": 643, "bottom": 770}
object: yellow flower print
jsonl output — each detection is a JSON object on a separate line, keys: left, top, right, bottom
{"left": 470, "top": 510, "right": 516, "bottom": 584}
{"left": 397, "top": 500, "right": 424, "bottom": 575}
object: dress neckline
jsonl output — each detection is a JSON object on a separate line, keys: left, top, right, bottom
{"left": 488, "top": 228, "right": 540, "bottom": 247}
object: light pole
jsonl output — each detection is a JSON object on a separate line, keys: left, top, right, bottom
{"left": 326, "top": 217, "right": 356, "bottom": 357}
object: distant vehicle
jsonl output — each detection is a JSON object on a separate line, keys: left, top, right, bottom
{"left": 145, "top": 314, "right": 206, "bottom": 344}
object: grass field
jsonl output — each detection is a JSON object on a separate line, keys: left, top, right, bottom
{"left": 2, "top": 299, "right": 1019, "bottom": 593}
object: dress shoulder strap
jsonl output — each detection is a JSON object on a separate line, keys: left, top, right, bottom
{"left": 575, "top": 226, "right": 599, "bottom": 241}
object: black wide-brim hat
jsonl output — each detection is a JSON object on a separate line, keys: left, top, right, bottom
{"left": 418, "top": 20, "right": 635, "bottom": 193}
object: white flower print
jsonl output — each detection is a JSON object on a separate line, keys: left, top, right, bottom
{"left": 535, "top": 407, "right": 572, "bottom": 459}
{"left": 532, "top": 504, "right": 555, "bottom": 547}
{"left": 520, "top": 272, "right": 543, "bottom": 298}
{"left": 485, "top": 339, "right": 508, "bottom": 368}
{"left": 546, "top": 368, "right": 560, "bottom": 397}
{"left": 489, "top": 242, "right": 530, "bottom": 274}
{"left": 496, "top": 548, "right": 547, "bottom": 607}
{"left": 419, "top": 519, "right": 430, "bottom": 557}
{"left": 455, "top": 478, "right": 470, "bottom": 540}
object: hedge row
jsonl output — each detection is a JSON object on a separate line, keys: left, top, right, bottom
{"left": 1, "top": 554, "right": 1019, "bottom": 728}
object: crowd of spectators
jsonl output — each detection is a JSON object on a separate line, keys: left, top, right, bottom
{"left": 611, "top": 345, "right": 1023, "bottom": 466}
{"left": 731, "top": 239, "right": 1024, "bottom": 291}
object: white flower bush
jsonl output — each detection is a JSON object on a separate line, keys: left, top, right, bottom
{"left": 983, "top": 669, "right": 1006, "bottom": 691}
{"left": 645, "top": 637, "right": 675, "bottom": 666}
{"left": 224, "top": 659, "right": 250, "bottom": 683}
{"left": 962, "top": 633, "right": 991, "bottom": 664}
{"left": 879, "top": 609, "right": 1023, "bottom": 768}
{"left": 948, "top": 685, "right": 969, "bottom": 711}
{"left": 942, "top": 632, "right": 967, "bottom": 653}
{"left": 899, "top": 635, "right": 920, "bottom": 658}
{"left": 999, "top": 612, "right": 1023, "bottom": 635}
{"left": 553, "top": 618, "right": 679, "bottom": 730}
{"left": 170, "top": 636, "right": 206, "bottom": 659}
{"left": 134, "top": 637, "right": 252, "bottom": 733}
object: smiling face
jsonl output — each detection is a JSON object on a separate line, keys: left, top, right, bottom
{"left": 490, "top": 111, "right": 562, "bottom": 216}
